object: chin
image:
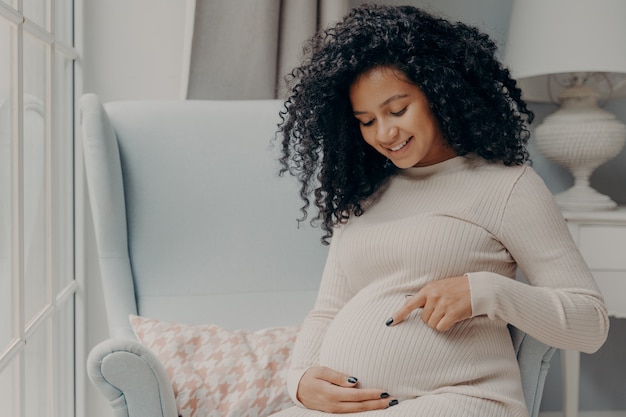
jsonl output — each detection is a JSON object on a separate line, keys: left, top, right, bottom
{"left": 393, "top": 160, "right": 419, "bottom": 169}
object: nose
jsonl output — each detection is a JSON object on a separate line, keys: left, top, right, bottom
{"left": 377, "top": 123, "right": 399, "bottom": 143}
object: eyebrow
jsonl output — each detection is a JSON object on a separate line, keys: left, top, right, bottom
{"left": 353, "top": 93, "right": 410, "bottom": 115}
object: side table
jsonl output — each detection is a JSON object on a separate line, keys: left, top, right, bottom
{"left": 561, "top": 207, "right": 626, "bottom": 417}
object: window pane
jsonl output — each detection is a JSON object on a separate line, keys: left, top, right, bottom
{"left": 54, "top": 298, "right": 74, "bottom": 417}
{"left": 54, "top": 0, "right": 73, "bottom": 46}
{"left": 54, "top": 53, "right": 73, "bottom": 290}
{"left": 0, "top": 11, "right": 11, "bottom": 90}
{"left": 0, "top": 358, "right": 18, "bottom": 416}
{"left": 0, "top": 16, "right": 13, "bottom": 351}
{"left": 0, "top": 2, "right": 76, "bottom": 417}
{"left": 23, "top": 0, "right": 46, "bottom": 29}
{"left": 23, "top": 33, "right": 48, "bottom": 326}
{"left": 25, "top": 322, "right": 49, "bottom": 417}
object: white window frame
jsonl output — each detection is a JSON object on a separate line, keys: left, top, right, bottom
{"left": 0, "top": 0, "right": 83, "bottom": 416}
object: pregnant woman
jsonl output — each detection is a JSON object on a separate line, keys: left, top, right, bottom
{"left": 272, "top": 5, "right": 609, "bottom": 417}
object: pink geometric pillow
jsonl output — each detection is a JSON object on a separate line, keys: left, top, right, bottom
{"left": 129, "top": 315, "right": 299, "bottom": 417}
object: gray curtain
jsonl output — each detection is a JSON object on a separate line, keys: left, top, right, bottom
{"left": 184, "top": 0, "right": 349, "bottom": 99}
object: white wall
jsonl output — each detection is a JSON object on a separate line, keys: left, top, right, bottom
{"left": 82, "top": 1, "right": 626, "bottom": 416}
{"left": 82, "top": 0, "right": 187, "bottom": 102}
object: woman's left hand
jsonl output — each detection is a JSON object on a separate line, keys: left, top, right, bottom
{"left": 386, "top": 275, "right": 472, "bottom": 332}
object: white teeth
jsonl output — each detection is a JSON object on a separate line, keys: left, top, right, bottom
{"left": 390, "top": 138, "right": 409, "bottom": 151}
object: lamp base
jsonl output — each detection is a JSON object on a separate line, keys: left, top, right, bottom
{"left": 555, "top": 183, "right": 617, "bottom": 211}
{"left": 534, "top": 84, "right": 626, "bottom": 212}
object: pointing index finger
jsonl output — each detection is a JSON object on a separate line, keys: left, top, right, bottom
{"left": 385, "top": 291, "right": 426, "bottom": 326}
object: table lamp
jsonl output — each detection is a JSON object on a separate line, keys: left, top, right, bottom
{"left": 504, "top": 0, "right": 626, "bottom": 211}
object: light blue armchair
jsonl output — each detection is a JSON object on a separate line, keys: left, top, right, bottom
{"left": 81, "top": 94, "right": 556, "bottom": 417}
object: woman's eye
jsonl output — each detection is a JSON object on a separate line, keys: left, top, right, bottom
{"left": 360, "top": 119, "right": 374, "bottom": 127}
{"left": 391, "top": 107, "right": 407, "bottom": 117}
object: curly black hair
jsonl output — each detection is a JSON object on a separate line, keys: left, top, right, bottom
{"left": 278, "top": 4, "right": 533, "bottom": 244}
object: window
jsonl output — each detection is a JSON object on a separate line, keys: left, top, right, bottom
{"left": 0, "top": 0, "right": 78, "bottom": 416}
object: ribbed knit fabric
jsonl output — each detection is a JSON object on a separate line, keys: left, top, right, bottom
{"left": 272, "top": 156, "right": 609, "bottom": 417}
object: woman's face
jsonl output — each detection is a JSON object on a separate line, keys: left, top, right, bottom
{"left": 349, "top": 66, "right": 455, "bottom": 168}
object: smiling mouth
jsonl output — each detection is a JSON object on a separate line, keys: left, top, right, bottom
{"left": 388, "top": 137, "right": 412, "bottom": 152}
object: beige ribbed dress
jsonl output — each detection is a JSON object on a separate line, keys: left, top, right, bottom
{"left": 272, "top": 156, "right": 608, "bottom": 417}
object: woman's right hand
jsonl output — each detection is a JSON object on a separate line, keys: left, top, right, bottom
{"left": 296, "top": 366, "right": 398, "bottom": 413}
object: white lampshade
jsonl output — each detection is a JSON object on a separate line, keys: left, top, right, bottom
{"left": 505, "top": 0, "right": 626, "bottom": 102}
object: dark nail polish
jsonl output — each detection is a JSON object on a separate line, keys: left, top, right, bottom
{"left": 388, "top": 399, "right": 399, "bottom": 407}
{"left": 385, "top": 318, "right": 394, "bottom": 326}
{"left": 347, "top": 376, "right": 358, "bottom": 384}
{"left": 380, "top": 392, "right": 390, "bottom": 399}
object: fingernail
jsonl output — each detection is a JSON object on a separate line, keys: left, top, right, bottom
{"left": 347, "top": 376, "right": 358, "bottom": 384}
{"left": 389, "top": 399, "right": 399, "bottom": 407}
{"left": 380, "top": 392, "right": 390, "bottom": 399}
{"left": 385, "top": 318, "right": 394, "bottom": 326}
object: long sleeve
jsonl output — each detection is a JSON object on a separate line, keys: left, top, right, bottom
{"left": 286, "top": 227, "right": 354, "bottom": 405}
{"left": 467, "top": 167, "right": 609, "bottom": 353}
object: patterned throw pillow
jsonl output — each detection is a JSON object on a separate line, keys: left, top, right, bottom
{"left": 130, "top": 315, "right": 299, "bottom": 417}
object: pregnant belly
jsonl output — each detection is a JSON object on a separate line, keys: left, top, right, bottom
{"left": 318, "top": 291, "right": 510, "bottom": 398}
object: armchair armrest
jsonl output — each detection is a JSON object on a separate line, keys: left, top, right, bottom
{"left": 87, "top": 338, "right": 178, "bottom": 417}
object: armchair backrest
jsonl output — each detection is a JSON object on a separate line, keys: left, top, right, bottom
{"left": 80, "top": 95, "right": 328, "bottom": 339}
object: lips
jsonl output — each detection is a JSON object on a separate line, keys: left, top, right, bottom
{"left": 388, "top": 137, "right": 412, "bottom": 152}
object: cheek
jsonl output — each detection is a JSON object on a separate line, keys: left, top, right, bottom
{"left": 423, "top": 114, "right": 442, "bottom": 138}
